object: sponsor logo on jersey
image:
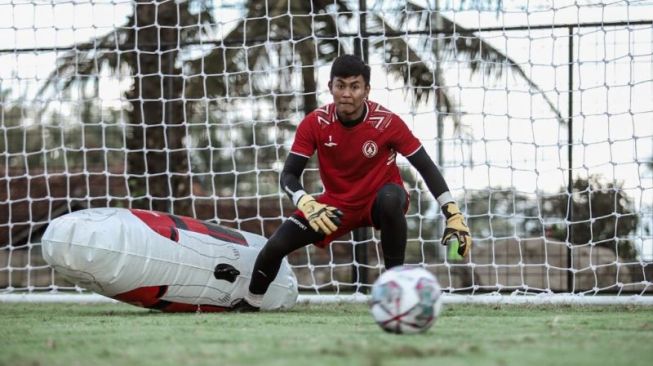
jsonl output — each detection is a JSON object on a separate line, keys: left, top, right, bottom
{"left": 362, "top": 140, "right": 378, "bottom": 158}
{"left": 324, "top": 135, "right": 338, "bottom": 147}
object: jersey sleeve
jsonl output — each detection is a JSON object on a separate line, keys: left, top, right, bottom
{"left": 289, "top": 115, "right": 316, "bottom": 158}
{"left": 390, "top": 115, "right": 422, "bottom": 157}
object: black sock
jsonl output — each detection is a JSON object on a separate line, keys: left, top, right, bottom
{"left": 249, "top": 215, "right": 323, "bottom": 295}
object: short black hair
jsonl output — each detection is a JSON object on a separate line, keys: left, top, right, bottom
{"left": 330, "top": 54, "right": 370, "bottom": 86}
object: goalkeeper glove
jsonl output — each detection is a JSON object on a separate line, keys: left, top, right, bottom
{"left": 297, "top": 194, "right": 343, "bottom": 235}
{"left": 441, "top": 202, "right": 472, "bottom": 257}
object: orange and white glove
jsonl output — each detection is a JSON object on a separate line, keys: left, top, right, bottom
{"left": 297, "top": 194, "right": 343, "bottom": 235}
{"left": 441, "top": 202, "right": 472, "bottom": 257}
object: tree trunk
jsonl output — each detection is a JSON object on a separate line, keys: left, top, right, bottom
{"left": 299, "top": 42, "right": 318, "bottom": 114}
{"left": 126, "top": 1, "right": 190, "bottom": 214}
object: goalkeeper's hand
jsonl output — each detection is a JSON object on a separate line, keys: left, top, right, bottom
{"left": 297, "top": 194, "right": 343, "bottom": 235}
{"left": 441, "top": 202, "right": 472, "bottom": 257}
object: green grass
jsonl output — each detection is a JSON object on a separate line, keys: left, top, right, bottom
{"left": 1, "top": 302, "right": 652, "bottom": 366}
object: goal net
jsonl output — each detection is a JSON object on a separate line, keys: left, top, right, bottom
{"left": 1, "top": 0, "right": 652, "bottom": 304}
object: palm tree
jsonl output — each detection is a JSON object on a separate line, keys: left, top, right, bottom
{"left": 204, "top": 0, "right": 562, "bottom": 129}
{"left": 40, "top": 0, "right": 216, "bottom": 213}
{"left": 368, "top": 1, "right": 562, "bottom": 119}
{"left": 185, "top": 1, "right": 351, "bottom": 117}
{"left": 203, "top": 0, "right": 564, "bottom": 250}
{"left": 39, "top": 0, "right": 564, "bottom": 218}
{"left": 195, "top": 1, "right": 564, "bottom": 196}
{"left": 34, "top": 0, "right": 571, "bottom": 289}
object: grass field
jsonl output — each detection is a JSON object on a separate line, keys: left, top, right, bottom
{"left": 1, "top": 302, "right": 652, "bottom": 366}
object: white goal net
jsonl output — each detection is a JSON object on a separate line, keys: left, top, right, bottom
{"left": 1, "top": 0, "right": 652, "bottom": 303}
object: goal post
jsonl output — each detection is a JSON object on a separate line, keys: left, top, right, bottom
{"left": 1, "top": 0, "right": 652, "bottom": 305}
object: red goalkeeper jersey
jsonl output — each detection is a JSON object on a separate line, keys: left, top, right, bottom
{"left": 290, "top": 100, "right": 422, "bottom": 209}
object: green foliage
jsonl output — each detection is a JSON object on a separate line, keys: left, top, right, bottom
{"left": 464, "top": 175, "right": 640, "bottom": 260}
{"left": 36, "top": 0, "right": 218, "bottom": 213}
{"left": 401, "top": 168, "right": 440, "bottom": 262}
{"left": 1, "top": 86, "right": 125, "bottom": 173}
{"left": 465, "top": 188, "right": 542, "bottom": 239}
{"left": 541, "top": 175, "right": 639, "bottom": 260}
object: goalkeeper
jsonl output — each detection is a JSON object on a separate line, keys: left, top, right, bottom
{"left": 233, "top": 54, "right": 471, "bottom": 312}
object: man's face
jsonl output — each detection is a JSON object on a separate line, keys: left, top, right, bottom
{"left": 329, "top": 75, "right": 370, "bottom": 121}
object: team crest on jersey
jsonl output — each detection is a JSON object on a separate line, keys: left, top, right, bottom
{"left": 362, "top": 140, "right": 378, "bottom": 158}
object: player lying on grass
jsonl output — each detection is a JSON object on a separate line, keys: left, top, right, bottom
{"left": 233, "top": 54, "right": 472, "bottom": 312}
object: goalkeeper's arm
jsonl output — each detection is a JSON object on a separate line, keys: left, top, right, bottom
{"left": 280, "top": 153, "right": 342, "bottom": 235}
{"left": 407, "top": 147, "right": 472, "bottom": 257}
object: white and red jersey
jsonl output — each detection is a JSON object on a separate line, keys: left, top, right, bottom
{"left": 290, "top": 100, "right": 422, "bottom": 209}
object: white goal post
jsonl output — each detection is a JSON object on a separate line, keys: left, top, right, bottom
{"left": 1, "top": 0, "right": 652, "bottom": 305}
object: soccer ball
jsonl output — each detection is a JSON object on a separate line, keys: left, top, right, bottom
{"left": 369, "top": 266, "right": 442, "bottom": 334}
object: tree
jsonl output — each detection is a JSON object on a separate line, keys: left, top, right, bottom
{"left": 202, "top": 1, "right": 562, "bottom": 124}
{"left": 541, "top": 175, "right": 639, "bottom": 260}
{"left": 40, "top": 0, "right": 216, "bottom": 213}
{"left": 40, "top": 0, "right": 563, "bottom": 218}
{"left": 463, "top": 175, "right": 640, "bottom": 260}
{"left": 464, "top": 188, "right": 542, "bottom": 240}
{"left": 198, "top": 0, "right": 564, "bottom": 237}
{"left": 1, "top": 85, "right": 121, "bottom": 173}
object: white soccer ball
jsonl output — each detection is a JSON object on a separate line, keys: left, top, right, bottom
{"left": 369, "top": 266, "right": 442, "bottom": 334}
